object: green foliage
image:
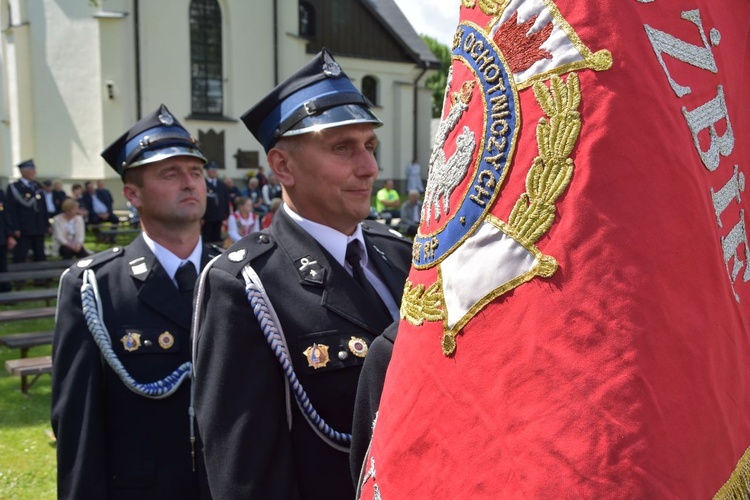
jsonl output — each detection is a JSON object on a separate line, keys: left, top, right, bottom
{"left": 422, "top": 35, "right": 452, "bottom": 118}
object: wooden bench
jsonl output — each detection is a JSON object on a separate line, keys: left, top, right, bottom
{"left": 1, "top": 331, "right": 55, "bottom": 393}
{"left": 0, "top": 307, "right": 56, "bottom": 324}
{"left": 0, "top": 330, "right": 54, "bottom": 356}
{"left": 0, "top": 268, "right": 67, "bottom": 283}
{"left": 0, "top": 288, "right": 58, "bottom": 306}
{"left": 5, "top": 356, "right": 52, "bottom": 394}
{"left": 97, "top": 227, "right": 140, "bottom": 243}
{"left": 7, "top": 260, "right": 74, "bottom": 272}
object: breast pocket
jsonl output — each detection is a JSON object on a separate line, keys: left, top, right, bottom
{"left": 112, "top": 327, "right": 182, "bottom": 356}
{"left": 295, "top": 330, "right": 375, "bottom": 375}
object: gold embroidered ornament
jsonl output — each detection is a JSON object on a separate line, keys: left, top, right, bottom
{"left": 400, "top": 1, "right": 611, "bottom": 357}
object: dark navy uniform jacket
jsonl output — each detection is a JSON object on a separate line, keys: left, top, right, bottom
{"left": 51, "top": 235, "right": 220, "bottom": 500}
{"left": 193, "top": 208, "right": 411, "bottom": 499}
{"left": 6, "top": 179, "right": 49, "bottom": 235}
{"left": 203, "top": 178, "right": 229, "bottom": 223}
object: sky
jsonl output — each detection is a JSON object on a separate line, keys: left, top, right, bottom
{"left": 392, "top": 0, "right": 461, "bottom": 48}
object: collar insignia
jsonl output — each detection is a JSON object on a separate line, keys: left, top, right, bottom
{"left": 295, "top": 256, "right": 324, "bottom": 284}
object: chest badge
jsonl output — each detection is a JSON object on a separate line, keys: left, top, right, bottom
{"left": 121, "top": 332, "right": 142, "bottom": 352}
{"left": 158, "top": 331, "right": 175, "bottom": 350}
{"left": 303, "top": 343, "right": 330, "bottom": 369}
{"left": 348, "top": 337, "right": 369, "bottom": 358}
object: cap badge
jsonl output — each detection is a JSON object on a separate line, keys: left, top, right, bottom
{"left": 158, "top": 331, "right": 175, "bottom": 350}
{"left": 303, "top": 343, "right": 330, "bottom": 369}
{"left": 348, "top": 337, "right": 369, "bottom": 358}
{"left": 322, "top": 51, "right": 341, "bottom": 78}
{"left": 158, "top": 110, "right": 175, "bottom": 126}
{"left": 121, "top": 332, "right": 142, "bottom": 352}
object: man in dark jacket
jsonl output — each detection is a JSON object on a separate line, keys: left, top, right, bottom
{"left": 192, "top": 49, "right": 412, "bottom": 499}
{"left": 0, "top": 190, "right": 17, "bottom": 291}
{"left": 201, "top": 162, "right": 229, "bottom": 244}
{"left": 7, "top": 159, "right": 49, "bottom": 263}
{"left": 51, "top": 104, "right": 218, "bottom": 500}
{"left": 81, "top": 180, "right": 119, "bottom": 225}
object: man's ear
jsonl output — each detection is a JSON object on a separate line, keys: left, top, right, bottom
{"left": 267, "top": 148, "right": 294, "bottom": 188}
{"left": 122, "top": 184, "right": 141, "bottom": 209}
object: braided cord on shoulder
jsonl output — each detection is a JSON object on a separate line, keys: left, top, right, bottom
{"left": 241, "top": 265, "right": 352, "bottom": 452}
{"left": 80, "top": 269, "right": 191, "bottom": 399}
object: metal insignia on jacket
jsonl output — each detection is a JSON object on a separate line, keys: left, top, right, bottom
{"left": 295, "top": 256, "right": 325, "bottom": 284}
{"left": 77, "top": 259, "right": 93, "bottom": 268}
{"left": 348, "top": 337, "right": 369, "bottom": 358}
{"left": 227, "top": 249, "right": 247, "bottom": 262}
{"left": 121, "top": 332, "right": 142, "bottom": 352}
{"left": 403, "top": 3, "right": 612, "bottom": 355}
{"left": 158, "top": 331, "right": 175, "bottom": 350}
{"left": 303, "top": 343, "right": 330, "bottom": 369}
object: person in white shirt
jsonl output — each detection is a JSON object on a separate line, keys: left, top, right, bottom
{"left": 225, "top": 196, "right": 259, "bottom": 245}
{"left": 52, "top": 198, "right": 89, "bottom": 259}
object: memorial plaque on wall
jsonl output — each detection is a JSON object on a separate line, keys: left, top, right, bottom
{"left": 198, "top": 129, "right": 225, "bottom": 168}
{"left": 234, "top": 149, "right": 259, "bottom": 170}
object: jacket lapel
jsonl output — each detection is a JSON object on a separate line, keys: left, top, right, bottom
{"left": 271, "top": 210, "right": 390, "bottom": 335}
{"left": 128, "top": 235, "right": 191, "bottom": 330}
{"left": 365, "top": 237, "right": 408, "bottom": 305}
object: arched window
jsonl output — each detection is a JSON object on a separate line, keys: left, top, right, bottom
{"left": 362, "top": 76, "right": 378, "bottom": 106}
{"left": 299, "top": 2, "right": 315, "bottom": 37}
{"left": 190, "top": 0, "right": 223, "bottom": 115}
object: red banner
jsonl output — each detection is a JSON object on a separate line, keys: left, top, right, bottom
{"left": 360, "top": 0, "right": 750, "bottom": 497}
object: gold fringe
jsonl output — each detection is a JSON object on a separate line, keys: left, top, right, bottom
{"left": 715, "top": 447, "right": 750, "bottom": 499}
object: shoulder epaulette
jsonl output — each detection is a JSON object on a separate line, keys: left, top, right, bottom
{"left": 67, "top": 246, "right": 126, "bottom": 275}
{"left": 361, "top": 220, "right": 409, "bottom": 242}
{"left": 221, "top": 231, "right": 275, "bottom": 266}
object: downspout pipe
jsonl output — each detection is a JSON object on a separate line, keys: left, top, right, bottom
{"left": 134, "top": 0, "right": 141, "bottom": 119}
{"left": 412, "top": 63, "right": 428, "bottom": 162}
{"left": 273, "top": 0, "right": 279, "bottom": 85}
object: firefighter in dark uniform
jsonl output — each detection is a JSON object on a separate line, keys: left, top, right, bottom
{"left": 7, "top": 159, "right": 49, "bottom": 263}
{"left": 201, "top": 161, "right": 229, "bottom": 244}
{"left": 0, "top": 190, "right": 17, "bottom": 291}
{"left": 192, "top": 49, "right": 412, "bottom": 499}
{"left": 51, "top": 104, "right": 219, "bottom": 500}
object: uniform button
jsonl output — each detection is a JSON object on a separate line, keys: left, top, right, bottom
{"left": 144, "top": 340, "right": 153, "bottom": 347}
{"left": 259, "top": 234, "right": 269, "bottom": 244}
{"left": 338, "top": 351, "right": 349, "bottom": 360}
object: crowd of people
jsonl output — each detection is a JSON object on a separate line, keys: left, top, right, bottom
{"left": 0, "top": 163, "right": 128, "bottom": 269}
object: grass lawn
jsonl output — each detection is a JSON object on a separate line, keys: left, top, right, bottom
{"left": 0, "top": 228, "right": 140, "bottom": 499}
{"left": 0, "top": 309, "right": 56, "bottom": 499}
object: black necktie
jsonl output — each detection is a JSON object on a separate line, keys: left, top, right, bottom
{"left": 175, "top": 261, "right": 198, "bottom": 304}
{"left": 345, "top": 241, "right": 391, "bottom": 321}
